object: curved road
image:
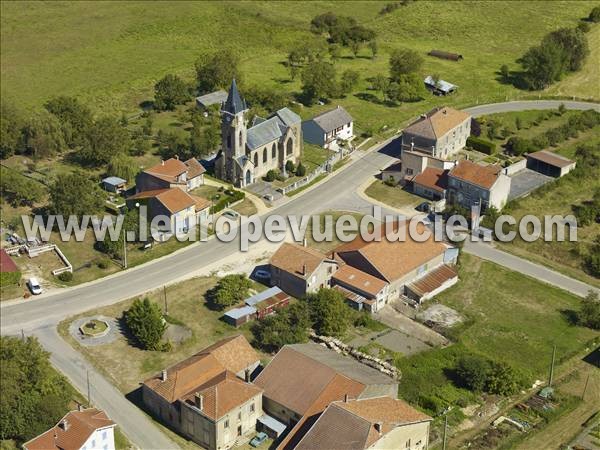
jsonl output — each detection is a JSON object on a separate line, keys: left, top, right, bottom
{"left": 2, "top": 100, "right": 598, "bottom": 449}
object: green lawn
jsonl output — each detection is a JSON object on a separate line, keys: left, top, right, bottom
{"left": 2, "top": 1, "right": 597, "bottom": 129}
{"left": 397, "top": 254, "right": 600, "bottom": 415}
{"left": 365, "top": 180, "right": 422, "bottom": 210}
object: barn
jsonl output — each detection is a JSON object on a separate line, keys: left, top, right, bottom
{"left": 222, "top": 305, "right": 257, "bottom": 327}
{"left": 526, "top": 150, "right": 576, "bottom": 178}
{"left": 245, "top": 286, "right": 290, "bottom": 319}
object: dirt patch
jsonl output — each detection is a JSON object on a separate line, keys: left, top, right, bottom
{"left": 417, "top": 304, "right": 464, "bottom": 328}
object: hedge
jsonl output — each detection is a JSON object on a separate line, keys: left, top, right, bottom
{"left": 210, "top": 189, "right": 245, "bottom": 214}
{"left": 467, "top": 136, "right": 496, "bottom": 155}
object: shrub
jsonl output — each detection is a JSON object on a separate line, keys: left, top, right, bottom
{"left": 125, "top": 298, "right": 166, "bottom": 350}
{"left": 57, "top": 271, "right": 73, "bottom": 282}
{"left": 466, "top": 136, "right": 496, "bottom": 155}
{"left": 265, "top": 169, "right": 277, "bottom": 182}
{"left": 506, "top": 136, "right": 536, "bottom": 156}
{"left": 577, "top": 21, "right": 591, "bottom": 33}
{"left": 285, "top": 160, "right": 296, "bottom": 174}
{"left": 296, "top": 162, "right": 307, "bottom": 177}
{"left": 209, "top": 189, "right": 245, "bottom": 214}
{"left": 97, "top": 259, "right": 109, "bottom": 269}
{"left": 209, "top": 274, "right": 252, "bottom": 310}
{"left": 589, "top": 6, "right": 600, "bottom": 22}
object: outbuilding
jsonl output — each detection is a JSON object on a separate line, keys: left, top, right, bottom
{"left": 223, "top": 305, "right": 257, "bottom": 327}
{"left": 526, "top": 150, "right": 576, "bottom": 178}
{"left": 245, "top": 286, "right": 290, "bottom": 319}
{"left": 102, "top": 176, "right": 127, "bottom": 193}
{"left": 195, "top": 90, "right": 228, "bottom": 109}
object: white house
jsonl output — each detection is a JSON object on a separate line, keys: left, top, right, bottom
{"left": 302, "top": 106, "right": 353, "bottom": 150}
{"left": 23, "top": 408, "right": 116, "bottom": 450}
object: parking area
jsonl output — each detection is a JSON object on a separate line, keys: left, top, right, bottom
{"left": 508, "top": 168, "right": 553, "bottom": 200}
{"left": 245, "top": 181, "right": 284, "bottom": 203}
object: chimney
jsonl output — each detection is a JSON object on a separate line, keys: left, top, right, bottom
{"left": 195, "top": 393, "right": 204, "bottom": 410}
{"left": 77, "top": 403, "right": 83, "bottom": 412}
{"left": 245, "top": 368, "right": 251, "bottom": 382}
{"left": 59, "top": 419, "right": 69, "bottom": 432}
{"left": 302, "top": 263, "right": 307, "bottom": 276}
{"left": 161, "top": 160, "right": 165, "bottom": 166}
{"left": 161, "top": 369, "right": 168, "bottom": 382}
{"left": 303, "top": 237, "right": 307, "bottom": 247}
{"left": 344, "top": 394, "right": 348, "bottom": 402}
{"left": 374, "top": 422, "right": 383, "bottom": 435}
{"left": 175, "top": 154, "right": 179, "bottom": 160}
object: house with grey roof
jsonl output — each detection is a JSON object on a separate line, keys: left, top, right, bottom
{"left": 214, "top": 80, "right": 302, "bottom": 187}
{"left": 302, "top": 106, "right": 354, "bottom": 150}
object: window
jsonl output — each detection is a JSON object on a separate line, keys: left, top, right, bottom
{"left": 250, "top": 403, "right": 255, "bottom": 413}
{"left": 238, "top": 411, "right": 242, "bottom": 421}
{"left": 254, "top": 153, "right": 259, "bottom": 167}
{"left": 272, "top": 143, "right": 277, "bottom": 159}
{"left": 91, "top": 440, "right": 96, "bottom": 448}
{"left": 224, "top": 419, "right": 229, "bottom": 429}
{"left": 239, "top": 132, "right": 243, "bottom": 148}
{"left": 263, "top": 148, "right": 267, "bottom": 163}
{"left": 406, "top": 168, "right": 413, "bottom": 175}
{"left": 227, "top": 134, "right": 231, "bottom": 149}
{"left": 102, "top": 431, "right": 107, "bottom": 440}
{"left": 286, "top": 138, "right": 293, "bottom": 156}
{"left": 406, "top": 439, "right": 411, "bottom": 448}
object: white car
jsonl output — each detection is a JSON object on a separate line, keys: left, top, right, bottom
{"left": 222, "top": 210, "right": 241, "bottom": 221}
{"left": 28, "top": 278, "right": 43, "bottom": 295}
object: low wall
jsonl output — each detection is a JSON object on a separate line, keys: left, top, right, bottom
{"left": 503, "top": 158, "right": 527, "bottom": 176}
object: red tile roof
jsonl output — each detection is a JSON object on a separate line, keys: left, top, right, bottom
{"left": 449, "top": 159, "right": 502, "bottom": 190}
{"left": 405, "top": 106, "right": 470, "bottom": 140}
{"left": 406, "top": 264, "right": 458, "bottom": 297}
{"left": 184, "top": 158, "right": 207, "bottom": 179}
{"left": 0, "top": 249, "right": 18, "bottom": 272}
{"left": 270, "top": 243, "right": 330, "bottom": 279}
{"left": 412, "top": 167, "right": 448, "bottom": 193}
{"left": 130, "top": 188, "right": 210, "bottom": 214}
{"left": 332, "top": 265, "right": 387, "bottom": 297}
{"left": 23, "top": 408, "right": 115, "bottom": 450}
{"left": 144, "top": 158, "right": 188, "bottom": 182}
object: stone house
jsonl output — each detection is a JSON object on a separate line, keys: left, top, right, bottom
{"left": 269, "top": 242, "right": 339, "bottom": 299}
{"left": 136, "top": 157, "right": 206, "bottom": 193}
{"left": 142, "top": 335, "right": 262, "bottom": 450}
{"left": 447, "top": 159, "right": 511, "bottom": 211}
{"left": 302, "top": 106, "right": 354, "bottom": 149}
{"left": 214, "top": 80, "right": 302, "bottom": 187}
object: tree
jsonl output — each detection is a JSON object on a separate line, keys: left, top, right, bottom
{"left": 195, "top": 50, "right": 240, "bottom": 93}
{"left": 296, "top": 161, "right": 307, "bottom": 177}
{"left": 499, "top": 64, "right": 510, "bottom": 83}
{"left": 486, "top": 362, "right": 524, "bottom": 395}
{"left": 515, "top": 116, "right": 523, "bottom": 130}
{"left": 328, "top": 43, "right": 342, "bottom": 61}
{"left": 589, "top": 6, "right": 600, "bottom": 22}
{"left": 285, "top": 160, "right": 296, "bottom": 174}
{"left": 97, "top": 207, "right": 142, "bottom": 258}
{"left": 520, "top": 40, "right": 567, "bottom": 90}
{"left": 49, "top": 171, "right": 104, "bottom": 217}
{"left": 190, "top": 112, "right": 220, "bottom": 157}
{"left": 1, "top": 336, "right": 75, "bottom": 444}
{"left": 44, "top": 96, "right": 93, "bottom": 147}
{"left": 307, "top": 288, "right": 351, "bottom": 337}
{"left": 456, "top": 355, "right": 491, "bottom": 392}
{"left": 107, "top": 154, "right": 138, "bottom": 182}
{"left": 142, "top": 113, "right": 154, "bottom": 137}
{"left": 301, "top": 61, "right": 338, "bottom": 104}
{"left": 386, "top": 73, "right": 426, "bottom": 103}
{"left": 558, "top": 103, "right": 567, "bottom": 115}
{"left": 252, "top": 302, "right": 311, "bottom": 352}
{"left": 372, "top": 74, "right": 390, "bottom": 101}
{"left": 157, "top": 130, "right": 190, "bottom": 161}
{"left": 578, "top": 291, "right": 600, "bottom": 329}
{"left": 22, "top": 110, "right": 66, "bottom": 159}
{"left": 0, "top": 100, "right": 25, "bottom": 159}
{"left": 368, "top": 40, "right": 378, "bottom": 59}
{"left": 210, "top": 274, "right": 252, "bottom": 309}
{"left": 389, "top": 48, "right": 423, "bottom": 80}
{"left": 79, "top": 116, "right": 131, "bottom": 166}
{"left": 350, "top": 40, "right": 361, "bottom": 58}
{"left": 0, "top": 168, "right": 45, "bottom": 207}
{"left": 154, "top": 74, "right": 190, "bottom": 111}
{"left": 125, "top": 298, "right": 167, "bottom": 350}
{"left": 130, "top": 135, "right": 152, "bottom": 156}
{"left": 543, "top": 27, "right": 589, "bottom": 72}
{"left": 340, "top": 70, "right": 360, "bottom": 95}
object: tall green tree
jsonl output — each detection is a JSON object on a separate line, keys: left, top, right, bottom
{"left": 578, "top": 291, "right": 600, "bottom": 330}
{"left": 154, "top": 74, "right": 190, "bottom": 111}
{"left": 307, "top": 288, "right": 351, "bottom": 337}
{"left": 210, "top": 274, "right": 252, "bottom": 309}
{"left": 125, "top": 298, "right": 167, "bottom": 350}
{"left": 195, "top": 50, "right": 241, "bottom": 93}
{"left": 0, "top": 167, "right": 45, "bottom": 207}
{"left": 190, "top": 113, "right": 220, "bottom": 157}
{"left": 456, "top": 355, "right": 491, "bottom": 392}
{"left": 44, "top": 96, "right": 93, "bottom": 147}
{"left": 0, "top": 100, "right": 25, "bottom": 159}
{"left": 79, "top": 116, "right": 131, "bottom": 166}
{"left": 301, "top": 61, "right": 338, "bottom": 104}
{"left": 252, "top": 302, "right": 311, "bottom": 352}
{"left": 107, "top": 154, "right": 138, "bottom": 182}
{"left": 49, "top": 171, "right": 104, "bottom": 217}
{"left": 0, "top": 336, "right": 75, "bottom": 444}
{"left": 340, "top": 70, "right": 360, "bottom": 94}
{"left": 520, "top": 41, "right": 567, "bottom": 90}
{"left": 544, "top": 28, "right": 589, "bottom": 72}
{"left": 389, "top": 48, "right": 423, "bottom": 81}
{"left": 22, "top": 110, "right": 66, "bottom": 159}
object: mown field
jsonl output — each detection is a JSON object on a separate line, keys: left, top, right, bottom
{"left": 2, "top": 1, "right": 598, "bottom": 132}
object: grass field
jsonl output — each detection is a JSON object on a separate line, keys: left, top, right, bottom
{"left": 397, "top": 254, "right": 599, "bottom": 415}
{"left": 364, "top": 180, "right": 423, "bottom": 210}
{"left": 2, "top": 1, "right": 597, "bottom": 131}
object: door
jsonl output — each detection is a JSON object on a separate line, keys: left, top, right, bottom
{"left": 237, "top": 425, "right": 242, "bottom": 437}
{"left": 245, "top": 169, "right": 252, "bottom": 186}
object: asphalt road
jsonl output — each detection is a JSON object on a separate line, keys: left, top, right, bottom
{"left": 2, "top": 100, "right": 598, "bottom": 449}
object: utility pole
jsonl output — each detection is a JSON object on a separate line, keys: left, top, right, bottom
{"left": 21, "top": 329, "right": 25, "bottom": 342}
{"left": 86, "top": 370, "right": 91, "bottom": 407}
{"left": 122, "top": 235, "right": 128, "bottom": 269}
{"left": 582, "top": 374, "right": 590, "bottom": 400}
{"left": 549, "top": 345, "right": 556, "bottom": 387}
{"left": 163, "top": 286, "right": 168, "bottom": 316}
{"left": 441, "top": 414, "right": 448, "bottom": 450}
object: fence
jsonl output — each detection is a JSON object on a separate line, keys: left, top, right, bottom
{"left": 277, "top": 148, "right": 353, "bottom": 196}
{"left": 503, "top": 158, "right": 528, "bottom": 176}
{"left": 26, "top": 243, "right": 73, "bottom": 275}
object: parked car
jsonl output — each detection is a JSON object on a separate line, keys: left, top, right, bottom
{"left": 250, "top": 432, "right": 268, "bottom": 447}
{"left": 263, "top": 194, "right": 274, "bottom": 202}
{"left": 27, "top": 278, "right": 43, "bottom": 295}
{"left": 254, "top": 269, "right": 271, "bottom": 281}
{"left": 222, "top": 210, "right": 241, "bottom": 220}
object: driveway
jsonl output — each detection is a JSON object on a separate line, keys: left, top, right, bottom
{"left": 508, "top": 168, "right": 553, "bottom": 200}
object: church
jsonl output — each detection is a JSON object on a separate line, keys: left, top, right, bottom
{"left": 214, "top": 80, "right": 303, "bottom": 187}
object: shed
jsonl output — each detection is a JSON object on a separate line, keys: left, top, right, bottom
{"left": 257, "top": 414, "right": 287, "bottom": 438}
{"left": 223, "top": 305, "right": 257, "bottom": 327}
{"left": 526, "top": 150, "right": 576, "bottom": 178}
{"left": 245, "top": 286, "right": 290, "bottom": 319}
{"left": 102, "top": 176, "right": 127, "bottom": 193}
{"left": 428, "top": 50, "right": 464, "bottom": 61}
{"left": 195, "top": 90, "right": 228, "bottom": 109}
{"left": 424, "top": 76, "right": 458, "bottom": 96}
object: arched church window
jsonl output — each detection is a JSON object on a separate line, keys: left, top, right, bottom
{"left": 286, "top": 138, "right": 293, "bottom": 156}
{"left": 272, "top": 143, "right": 277, "bottom": 159}
{"left": 254, "top": 152, "right": 259, "bottom": 167}
{"left": 263, "top": 148, "right": 267, "bottom": 163}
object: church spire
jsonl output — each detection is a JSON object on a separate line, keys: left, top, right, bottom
{"left": 222, "top": 79, "right": 247, "bottom": 115}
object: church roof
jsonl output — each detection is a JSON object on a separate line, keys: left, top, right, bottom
{"left": 273, "top": 107, "right": 301, "bottom": 127}
{"left": 247, "top": 117, "right": 283, "bottom": 150}
{"left": 222, "top": 79, "right": 247, "bottom": 115}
